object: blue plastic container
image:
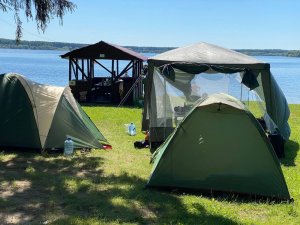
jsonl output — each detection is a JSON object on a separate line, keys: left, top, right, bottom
{"left": 128, "top": 123, "right": 136, "bottom": 136}
{"left": 64, "top": 137, "right": 74, "bottom": 156}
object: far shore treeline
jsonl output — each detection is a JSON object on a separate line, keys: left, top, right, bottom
{"left": 0, "top": 38, "right": 300, "bottom": 57}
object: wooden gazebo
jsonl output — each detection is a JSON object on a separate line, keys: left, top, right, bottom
{"left": 61, "top": 41, "right": 147, "bottom": 105}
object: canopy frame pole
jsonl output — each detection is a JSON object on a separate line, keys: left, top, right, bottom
{"left": 240, "top": 83, "right": 243, "bottom": 102}
{"left": 164, "top": 76, "right": 167, "bottom": 140}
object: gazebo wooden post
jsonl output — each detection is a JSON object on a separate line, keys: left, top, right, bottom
{"left": 75, "top": 58, "right": 79, "bottom": 80}
{"left": 92, "top": 59, "right": 95, "bottom": 78}
{"left": 90, "top": 58, "right": 94, "bottom": 79}
{"left": 112, "top": 60, "right": 115, "bottom": 79}
{"left": 68, "top": 58, "right": 72, "bottom": 81}
{"left": 111, "top": 60, "right": 115, "bottom": 102}
{"left": 81, "top": 59, "right": 84, "bottom": 80}
{"left": 117, "top": 60, "right": 119, "bottom": 76}
{"left": 87, "top": 59, "right": 90, "bottom": 80}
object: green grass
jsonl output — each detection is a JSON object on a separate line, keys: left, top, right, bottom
{"left": 0, "top": 105, "right": 299, "bottom": 225}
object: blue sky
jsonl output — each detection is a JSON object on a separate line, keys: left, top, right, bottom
{"left": 0, "top": 0, "right": 299, "bottom": 49}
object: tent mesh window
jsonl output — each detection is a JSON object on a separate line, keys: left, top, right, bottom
{"left": 149, "top": 67, "right": 278, "bottom": 140}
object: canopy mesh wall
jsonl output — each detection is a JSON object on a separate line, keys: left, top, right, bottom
{"left": 149, "top": 67, "right": 278, "bottom": 142}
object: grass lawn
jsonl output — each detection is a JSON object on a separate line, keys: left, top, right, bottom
{"left": 0, "top": 105, "right": 299, "bottom": 225}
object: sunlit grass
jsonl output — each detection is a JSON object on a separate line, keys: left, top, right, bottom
{"left": 0, "top": 104, "right": 299, "bottom": 224}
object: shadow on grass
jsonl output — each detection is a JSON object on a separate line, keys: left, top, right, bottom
{"left": 149, "top": 186, "right": 292, "bottom": 205}
{"left": 280, "top": 140, "right": 299, "bottom": 166}
{"left": 0, "top": 150, "right": 239, "bottom": 225}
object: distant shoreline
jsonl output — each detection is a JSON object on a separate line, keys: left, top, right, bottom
{"left": 0, "top": 38, "right": 299, "bottom": 57}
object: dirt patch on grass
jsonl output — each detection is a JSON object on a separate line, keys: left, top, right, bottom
{"left": 0, "top": 180, "right": 31, "bottom": 199}
{"left": 0, "top": 212, "right": 33, "bottom": 225}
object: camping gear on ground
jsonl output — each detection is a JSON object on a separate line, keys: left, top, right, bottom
{"left": 142, "top": 42, "right": 290, "bottom": 150}
{"left": 0, "top": 73, "right": 107, "bottom": 151}
{"left": 128, "top": 123, "right": 136, "bottom": 136}
{"left": 268, "top": 133, "right": 285, "bottom": 158}
{"left": 64, "top": 138, "right": 74, "bottom": 156}
{"left": 134, "top": 131, "right": 150, "bottom": 149}
{"left": 147, "top": 93, "right": 290, "bottom": 200}
{"left": 134, "top": 140, "right": 149, "bottom": 149}
{"left": 102, "top": 144, "right": 112, "bottom": 150}
{"left": 125, "top": 123, "right": 132, "bottom": 135}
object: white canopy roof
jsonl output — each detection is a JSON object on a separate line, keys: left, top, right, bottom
{"left": 150, "top": 42, "right": 266, "bottom": 66}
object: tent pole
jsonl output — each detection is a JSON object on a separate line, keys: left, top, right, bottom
{"left": 164, "top": 76, "right": 167, "bottom": 140}
{"left": 240, "top": 83, "right": 243, "bottom": 102}
{"left": 248, "top": 89, "right": 250, "bottom": 107}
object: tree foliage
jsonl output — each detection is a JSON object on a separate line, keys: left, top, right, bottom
{"left": 0, "top": 0, "right": 76, "bottom": 42}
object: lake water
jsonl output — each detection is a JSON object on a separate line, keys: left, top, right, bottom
{"left": 0, "top": 48, "right": 299, "bottom": 103}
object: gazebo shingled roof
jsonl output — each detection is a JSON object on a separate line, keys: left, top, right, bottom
{"left": 61, "top": 40, "right": 147, "bottom": 61}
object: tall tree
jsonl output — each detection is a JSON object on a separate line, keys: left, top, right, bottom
{"left": 0, "top": 0, "right": 76, "bottom": 42}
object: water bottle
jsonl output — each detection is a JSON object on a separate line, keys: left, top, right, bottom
{"left": 128, "top": 123, "right": 136, "bottom": 136}
{"left": 64, "top": 137, "right": 74, "bottom": 156}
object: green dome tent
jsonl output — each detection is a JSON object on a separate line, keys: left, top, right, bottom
{"left": 0, "top": 73, "right": 107, "bottom": 150}
{"left": 147, "top": 93, "right": 290, "bottom": 200}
